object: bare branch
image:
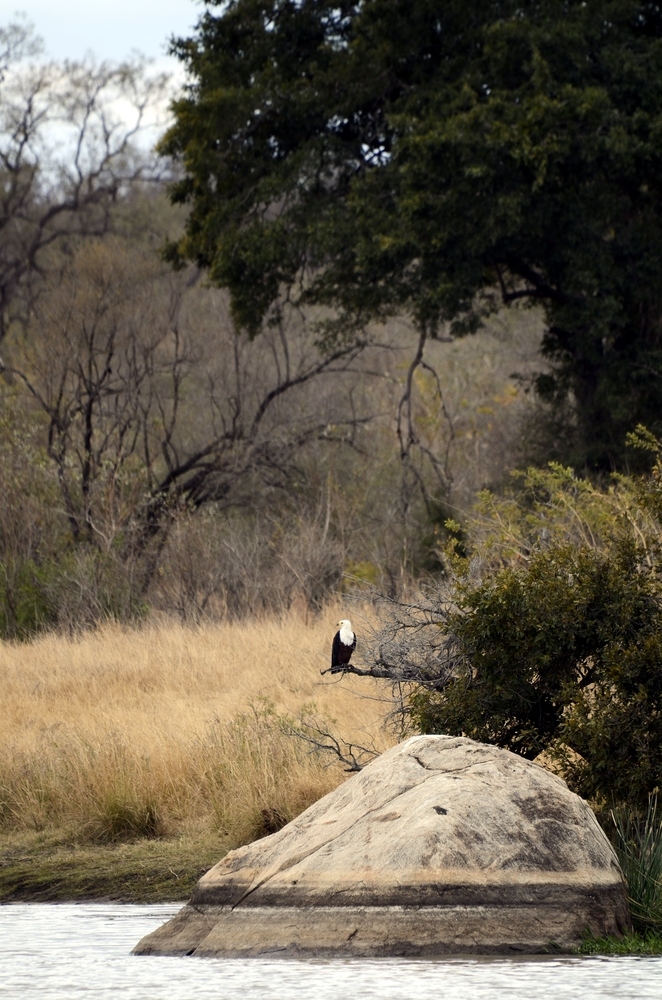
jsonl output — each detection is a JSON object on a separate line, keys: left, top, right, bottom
{"left": 282, "top": 716, "right": 381, "bottom": 772}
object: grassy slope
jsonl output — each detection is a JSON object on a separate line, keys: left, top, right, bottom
{"left": 0, "top": 609, "right": 388, "bottom": 745}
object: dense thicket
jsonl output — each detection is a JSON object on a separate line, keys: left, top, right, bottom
{"left": 164, "top": 0, "right": 662, "bottom": 469}
{"left": 0, "top": 180, "right": 535, "bottom": 637}
{"left": 0, "top": 198, "right": 534, "bottom": 638}
{"left": 360, "top": 437, "right": 662, "bottom": 807}
{"left": 0, "top": 17, "right": 548, "bottom": 637}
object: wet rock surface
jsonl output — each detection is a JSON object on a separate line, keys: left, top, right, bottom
{"left": 134, "top": 735, "right": 630, "bottom": 956}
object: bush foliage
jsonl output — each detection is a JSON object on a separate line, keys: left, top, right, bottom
{"left": 611, "top": 795, "right": 662, "bottom": 930}
{"left": 409, "top": 429, "right": 662, "bottom": 808}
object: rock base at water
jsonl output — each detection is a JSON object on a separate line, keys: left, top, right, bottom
{"left": 134, "top": 735, "right": 631, "bottom": 957}
{"left": 135, "top": 899, "right": 627, "bottom": 958}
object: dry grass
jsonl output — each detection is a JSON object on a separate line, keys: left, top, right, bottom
{"left": 0, "top": 608, "right": 394, "bottom": 847}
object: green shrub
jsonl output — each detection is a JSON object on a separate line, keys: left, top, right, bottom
{"left": 0, "top": 550, "right": 147, "bottom": 640}
{"left": 409, "top": 432, "right": 662, "bottom": 808}
{"left": 0, "top": 560, "right": 58, "bottom": 640}
{"left": 611, "top": 796, "right": 662, "bottom": 931}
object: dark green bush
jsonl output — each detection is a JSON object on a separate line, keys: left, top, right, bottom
{"left": 0, "top": 560, "right": 58, "bottom": 640}
{"left": 409, "top": 434, "right": 662, "bottom": 808}
{"left": 411, "top": 540, "right": 662, "bottom": 806}
{"left": 0, "top": 550, "right": 148, "bottom": 641}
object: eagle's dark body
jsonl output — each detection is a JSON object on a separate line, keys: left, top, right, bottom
{"left": 331, "top": 622, "right": 356, "bottom": 672}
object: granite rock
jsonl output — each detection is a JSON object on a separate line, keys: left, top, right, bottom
{"left": 134, "top": 735, "right": 630, "bottom": 956}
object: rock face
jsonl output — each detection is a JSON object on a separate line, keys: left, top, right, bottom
{"left": 134, "top": 735, "right": 630, "bottom": 957}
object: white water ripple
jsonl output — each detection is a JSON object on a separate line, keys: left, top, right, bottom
{"left": 0, "top": 903, "right": 661, "bottom": 1000}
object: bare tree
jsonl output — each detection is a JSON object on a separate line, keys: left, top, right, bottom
{"left": 153, "top": 502, "right": 349, "bottom": 622}
{"left": 4, "top": 233, "right": 375, "bottom": 599}
{"left": 0, "top": 18, "right": 168, "bottom": 348}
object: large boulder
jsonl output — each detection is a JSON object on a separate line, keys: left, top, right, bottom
{"left": 134, "top": 735, "right": 630, "bottom": 957}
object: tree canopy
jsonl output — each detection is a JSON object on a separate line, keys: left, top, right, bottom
{"left": 163, "top": 0, "right": 662, "bottom": 469}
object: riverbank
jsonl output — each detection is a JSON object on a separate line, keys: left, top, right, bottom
{"left": 0, "top": 829, "right": 226, "bottom": 903}
{"left": 2, "top": 618, "right": 660, "bottom": 956}
{"left": 577, "top": 931, "right": 662, "bottom": 955}
{"left": 2, "top": 832, "right": 661, "bottom": 956}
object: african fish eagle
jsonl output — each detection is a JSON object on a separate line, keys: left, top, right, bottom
{"left": 330, "top": 619, "right": 356, "bottom": 672}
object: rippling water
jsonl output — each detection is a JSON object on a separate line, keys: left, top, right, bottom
{"left": 1, "top": 903, "right": 661, "bottom": 1000}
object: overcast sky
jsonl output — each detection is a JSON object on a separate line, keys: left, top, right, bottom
{"left": 4, "top": 1, "right": 202, "bottom": 67}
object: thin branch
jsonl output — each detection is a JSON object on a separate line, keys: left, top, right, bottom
{"left": 283, "top": 717, "right": 380, "bottom": 772}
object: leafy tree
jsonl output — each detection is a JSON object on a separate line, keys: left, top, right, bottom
{"left": 163, "top": 0, "right": 662, "bottom": 469}
{"left": 355, "top": 437, "right": 662, "bottom": 807}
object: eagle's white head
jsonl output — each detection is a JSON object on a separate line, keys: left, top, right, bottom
{"left": 337, "top": 619, "right": 354, "bottom": 643}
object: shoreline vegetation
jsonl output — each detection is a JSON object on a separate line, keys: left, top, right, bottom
{"left": 1, "top": 614, "right": 660, "bottom": 956}
{"left": 577, "top": 931, "right": 662, "bottom": 956}
{"left": 0, "top": 829, "right": 223, "bottom": 904}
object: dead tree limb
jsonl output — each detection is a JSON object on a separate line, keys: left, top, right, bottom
{"left": 282, "top": 717, "right": 380, "bottom": 772}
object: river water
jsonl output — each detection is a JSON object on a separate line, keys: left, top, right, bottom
{"left": 1, "top": 903, "right": 661, "bottom": 999}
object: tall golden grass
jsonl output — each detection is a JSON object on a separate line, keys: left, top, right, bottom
{"left": 0, "top": 610, "right": 394, "bottom": 846}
